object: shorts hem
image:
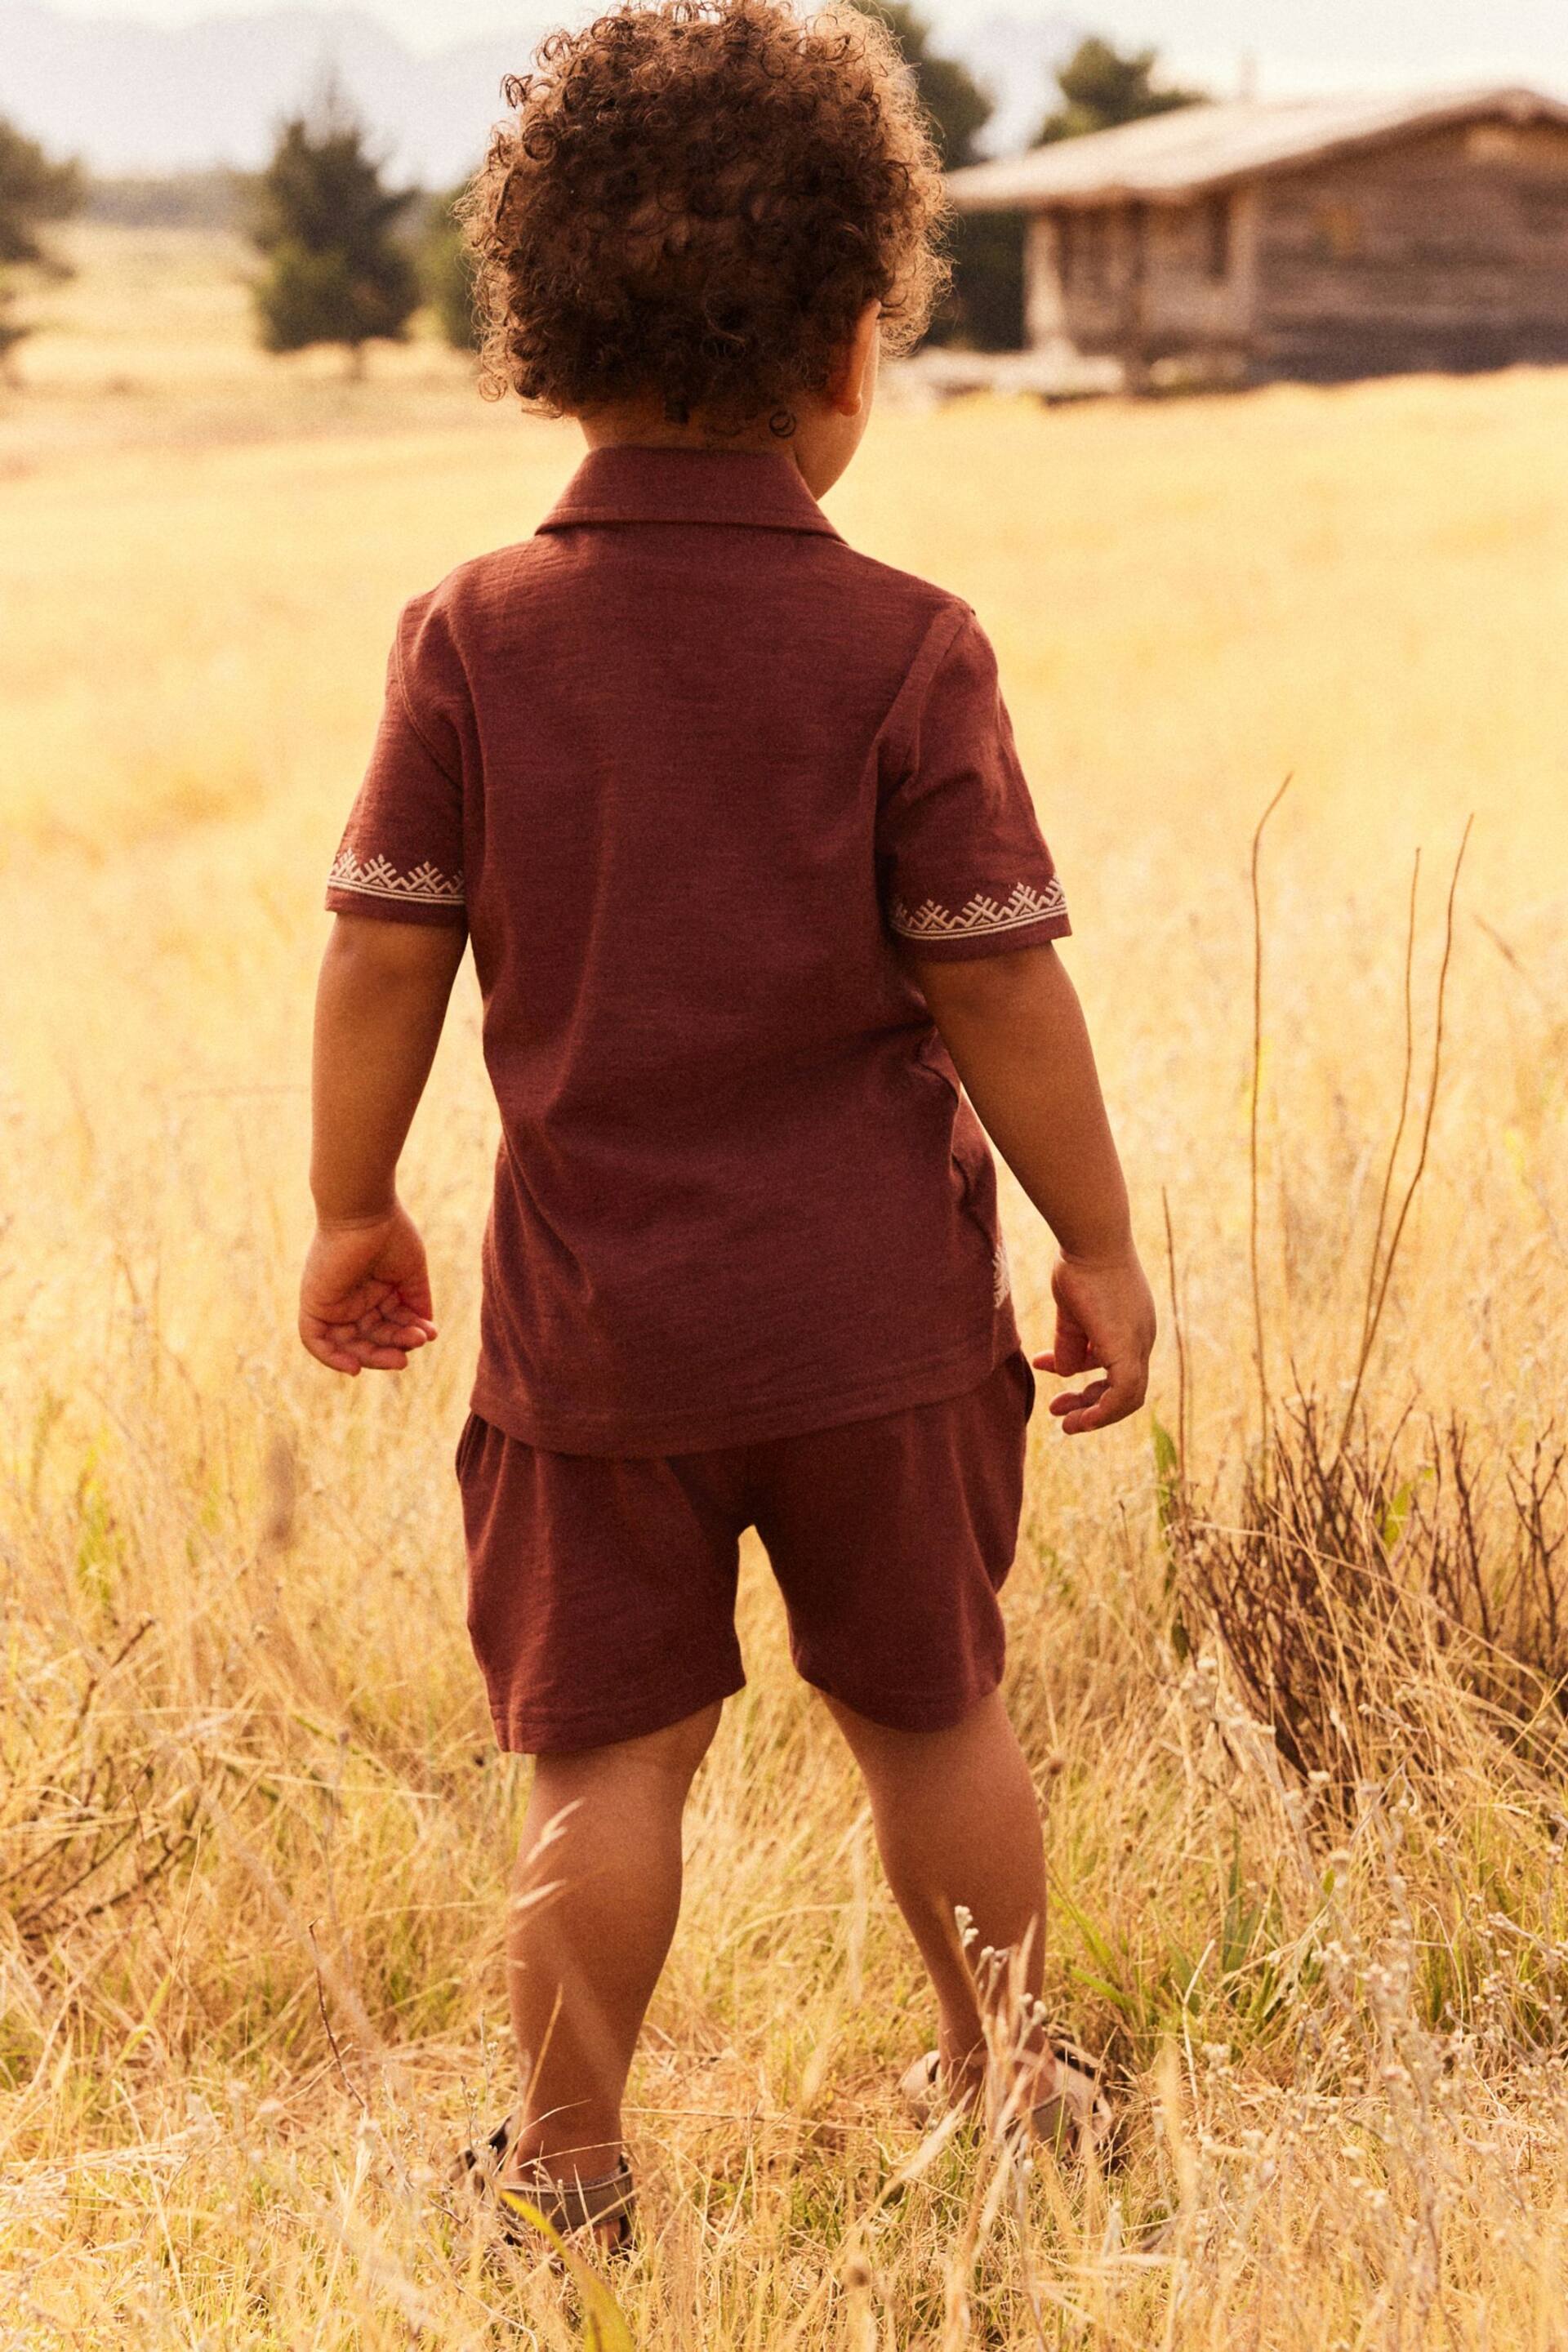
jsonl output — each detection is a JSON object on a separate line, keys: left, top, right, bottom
{"left": 488, "top": 1667, "right": 747, "bottom": 1756}
{"left": 800, "top": 1666, "right": 1005, "bottom": 1735}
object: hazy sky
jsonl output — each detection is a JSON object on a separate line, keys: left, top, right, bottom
{"left": 27, "top": 0, "right": 1568, "bottom": 91}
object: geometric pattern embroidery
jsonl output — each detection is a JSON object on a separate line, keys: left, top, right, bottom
{"left": 328, "top": 847, "right": 466, "bottom": 907}
{"left": 890, "top": 877, "right": 1067, "bottom": 942}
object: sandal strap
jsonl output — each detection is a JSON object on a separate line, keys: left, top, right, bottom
{"left": 455, "top": 2117, "right": 636, "bottom": 2244}
{"left": 497, "top": 2156, "right": 636, "bottom": 2240}
{"left": 1029, "top": 2047, "right": 1110, "bottom": 2153}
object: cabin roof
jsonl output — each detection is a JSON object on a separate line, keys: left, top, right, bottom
{"left": 947, "top": 86, "right": 1568, "bottom": 212}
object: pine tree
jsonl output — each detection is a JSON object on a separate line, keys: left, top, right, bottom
{"left": 851, "top": 0, "right": 990, "bottom": 171}
{"left": 251, "top": 88, "right": 421, "bottom": 376}
{"left": 1038, "top": 38, "right": 1205, "bottom": 145}
{"left": 0, "top": 118, "right": 82, "bottom": 386}
{"left": 420, "top": 186, "right": 479, "bottom": 355}
{"left": 852, "top": 0, "right": 1027, "bottom": 350}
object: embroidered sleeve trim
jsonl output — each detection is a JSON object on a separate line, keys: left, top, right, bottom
{"left": 328, "top": 848, "right": 466, "bottom": 907}
{"left": 890, "top": 878, "right": 1068, "bottom": 942}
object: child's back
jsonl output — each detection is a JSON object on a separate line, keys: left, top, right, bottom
{"left": 302, "top": 0, "right": 1152, "bottom": 2256}
{"left": 329, "top": 442, "right": 1067, "bottom": 1450}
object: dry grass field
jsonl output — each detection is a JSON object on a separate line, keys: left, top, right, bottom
{"left": 3, "top": 228, "right": 1568, "bottom": 2346}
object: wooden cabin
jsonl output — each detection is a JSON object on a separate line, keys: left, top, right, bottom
{"left": 946, "top": 87, "right": 1568, "bottom": 386}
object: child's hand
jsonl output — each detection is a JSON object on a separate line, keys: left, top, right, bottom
{"left": 1034, "top": 1250, "right": 1156, "bottom": 1437}
{"left": 298, "top": 1204, "right": 438, "bottom": 1376}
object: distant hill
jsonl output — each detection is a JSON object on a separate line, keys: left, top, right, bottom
{"left": 1, "top": 2, "right": 1082, "bottom": 183}
{"left": 0, "top": 4, "right": 555, "bottom": 182}
{"left": 85, "top": 167, "right": 246, "bottom": 229}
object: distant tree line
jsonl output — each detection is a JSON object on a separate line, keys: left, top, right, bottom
{"left": 0, "top": 118, "right": 82, "bottom": 384}
{"left": 0, "top": 22, "right": 1201, "bottom": 385}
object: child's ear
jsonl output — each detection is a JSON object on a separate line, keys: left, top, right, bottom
{"left": 830, "top": 301, "right": 882, "bottom": 416}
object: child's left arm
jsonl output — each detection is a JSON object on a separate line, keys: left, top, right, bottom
{"left": 300, "top": 913, "right": 467, "bottom": 1376}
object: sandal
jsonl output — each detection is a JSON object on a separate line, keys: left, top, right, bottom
{"left": 898, "top": 2040, "right": 1112, "bottom": 2160}
{"left": 455, "top": 2113, "right": 637, "bottom": 2255}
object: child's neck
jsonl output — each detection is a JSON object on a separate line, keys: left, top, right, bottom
{"left": 570, "top": 303, "right": 876, "bottom": 500}
{"left": 578, "top": 403, "right": 789, "bottom": 459}
{"left": 575, "top": 390, "right": 864, "bottom": 504}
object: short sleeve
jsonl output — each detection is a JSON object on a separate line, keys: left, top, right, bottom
{"left": 324, "top": 597, "right": 468, "bottom": 928}
{"left": 877, "top": 608, "right": 1070, "bottom": 961}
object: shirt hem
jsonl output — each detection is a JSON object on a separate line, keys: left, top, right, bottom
{"left": 470, "top": 1319, "right": 1018, "bottom": 1459}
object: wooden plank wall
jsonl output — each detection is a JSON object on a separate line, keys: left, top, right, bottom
{"left": 1027, "top": 207, "right": 1138, "bottom": 353}
{"left": 1029, "top": 193, "right": 1259, "bottom": 373}
{"left": 1140, "top": 189, "right": 1258, "bottom": 350}
{"left": 1255, "top": 118, "right": 1568, "bottom": 376}
{"left": 1022, "top": 115, "right": 1568, "bottom": 381}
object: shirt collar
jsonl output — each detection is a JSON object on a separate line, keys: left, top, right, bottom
{"left": 537, "top": 444, "right": 844, "bottom": 540}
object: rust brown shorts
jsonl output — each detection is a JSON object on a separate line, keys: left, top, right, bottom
{"left": 457, "top": 1349, "right": 1035, "bottom": 1753}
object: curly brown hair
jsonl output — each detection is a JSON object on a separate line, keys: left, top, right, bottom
{"left": 459, "top": 0, "right": 950, "bottom": 431}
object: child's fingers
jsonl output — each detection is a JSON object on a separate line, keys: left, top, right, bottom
{"left": 300, "top": 1312, "right": 422, "bottom": 1375}
{"left": 395, "top": 1275, "right": 436, "bottom": 1321}
{"left": 1034, "top": 1345, "right": 1101, "bottom": 1375}
{"left": 1052, "top": 1355, "right": 1149, "bottom": 1435}
{"left": 365, "top": 1316, "right": 434, "bottom": 1348}
{"left": 323, "top": 1311, "right": 434, "bottom": 1348}
{"left": 346, "top": 1341, "right": 412, "bottom": 1371}
{"left": 299, "top": 1322, "right": 363, "bottom": 1376}
{"left": 1049, "top": 1379, "right": 1107, "bottom": 1422}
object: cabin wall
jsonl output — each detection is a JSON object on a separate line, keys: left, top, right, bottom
{"left": 1025, "top": 189, "right": 1260, "bottom": 374}
{"left": 1018, "top": 114, "right": 1568, "bottom": 382}
{"left": 1025, "top": 207, "right": 1137, "bottom": 352}
{"left": 1254, "top": 119, "right": 1568, "bottom": 376}
{"left": 1141, "top": 185, "right": 1259, "bottom": 347}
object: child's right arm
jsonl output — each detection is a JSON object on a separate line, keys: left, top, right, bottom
{"left": 299, "top": 914, "right": 466, "bottom": 1377}
{"left": 906, "top": 941, "right": 1156, "bottom": 1437}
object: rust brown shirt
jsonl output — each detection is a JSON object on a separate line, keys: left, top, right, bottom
{"left": 326, "top": 445, "right": 1070, "bottom": 1455}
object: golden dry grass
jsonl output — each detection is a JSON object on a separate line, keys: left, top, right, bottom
{"left": 3, "top": 227, "right": 1568, "bottom": 2346}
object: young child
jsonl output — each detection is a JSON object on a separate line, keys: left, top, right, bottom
{"left": 301, "top": 0, "right": 1154, "bottom": 2252}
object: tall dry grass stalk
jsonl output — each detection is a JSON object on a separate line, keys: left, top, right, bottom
{"left": 4, "top": 232, "right": 1568, "bottom": 2343}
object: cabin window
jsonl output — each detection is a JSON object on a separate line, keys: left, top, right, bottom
{"left": 1201, "top": 192, "right": 1233, "bottom": 280}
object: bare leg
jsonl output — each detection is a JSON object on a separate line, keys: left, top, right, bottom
{"left": 505, "top": 1702, "right": 722, "bottom": 2184}
{"left": 826, "top": 1690, "right": 1052, "bottom": 2093}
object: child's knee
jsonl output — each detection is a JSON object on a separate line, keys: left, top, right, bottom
{"left": 539, "top": 1699, "right": 724, "bottom": 1794}
{"left": 635, "top": 1699, "right": 724, "bottom": 1784}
